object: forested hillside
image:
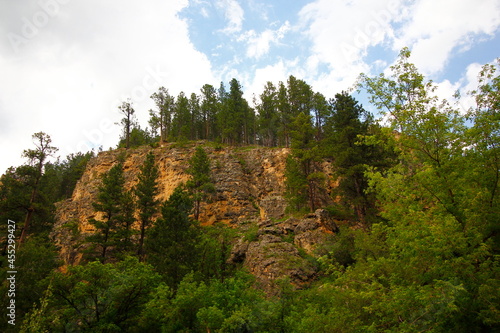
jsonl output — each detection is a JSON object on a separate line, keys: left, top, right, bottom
{"left": 1, "top": 50, "right": 499, "bottom": 332}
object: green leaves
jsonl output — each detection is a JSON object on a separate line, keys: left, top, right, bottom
{"left": 26, "top": 257, "right": 161, "bottom": 332}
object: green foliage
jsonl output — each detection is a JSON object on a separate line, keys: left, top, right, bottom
{"left": 0, "top": 235, "right": 60, "bottom": 330}
{"left": 256, "top": 81, "right": 280, "bottom": 147}
{"left": 289, "top": 49, "right": 500, "bottom": 332}
{"left": 118, "top": 100, "right": 136, "bottom": 149}
{"left": 150, "top": 86, "right": 175, "bottom": 142}
{"left": 171, "top": 91, "right": 192, "bottom": 141}
{"left": 140, "top": 271, "right": 278, "bottom": 332}
{"left": 186, "top": 146, "right": 215, "bottom": 220}
{"left": 145, "top": 186, "right": 200, "bottom": 288}
{"left": 243, "top": 223, "right": 260, "bottom": 242}
{"left": 200, "top": 84, "right": 219, "bottom": 140}
{"left": 134, "top": 151, "right": 160, "bottom": 260}
{"left": 197, "top": 223, "right": 237, "bottom": 282}
{"left": 324, "top": 92, "right": 388, "bottom": 223}
{"left": 285, "top": 154, "right": 309, "bottom": 212}
{"left": 285, "top": 112, "right": 324, "bottom": 212}
{"left": 23, "top": 257, "right": 161, "bottom": 332}
{"left": 86, "top": 160, "right": 131, "bottom": 261}
{"left": 118, "top": 126, "right": 156, "bottom": 148}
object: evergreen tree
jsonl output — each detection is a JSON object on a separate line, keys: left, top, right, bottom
{"left": 86, "top": 159, "right": 128, "bottom": 262}
{"left": 150, "top": 86, "right": 175, "bottom": 143}
{"left": 256, "top": 81, "right": 279, "bottom": 147}
{"left": 118, "top": 125, "right": 155, "bottom": 148}
{"left": 134, "top": 151, "right": 159, "bottom": 260}
{"left": 189, "top": 92, "right": 202, "bottom": 140}
{"left": 277, "top": 81, "right": 292, "bottom": 147}
{"left": 55, "top": 151, "right": 94, "bottom": 200}
{"left": 200, "top": 84, "right": 219, "bottom": 140}
{"left": 118, "top": 100, "right": 136, "bottom": 149}
{"left": 145, "top": 186, "right": 200, "bottom": 288}
{"left": 287, "top": 75, "right": 313, "bottom": 117}
{"left": 285, "top": 112, "right": 323, "bottom": 212}
{"left": 218, "top": 78, "right": 253, "bottom": 144}
{"left": 171, "top": 91, "right": 191, "bottom": 141}
{"left": 186, "top": 147, "right": 215, "bottom": 221}
{"left": 324, "top": 92, "right": 384, "bottom": 222}
{"left": 19, "top": 132, "right": 58, "bottom": 244}
{"left": 312, "top": 92, "right": 329, "bottom": 140}
{"left": 115, "top": 191, "right": 136, "bottom": 256}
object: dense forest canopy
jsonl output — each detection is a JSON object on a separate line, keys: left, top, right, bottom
{"left": 1, "top": 50, "right": 499, "bottom": 332}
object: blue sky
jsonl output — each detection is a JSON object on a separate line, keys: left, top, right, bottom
{"left": 0, "top": 0, "right": 499, "bottom": 174}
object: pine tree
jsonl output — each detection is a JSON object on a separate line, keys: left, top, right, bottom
{"left": 189, "top": 92, "right": 202, "bottom": 140}
{"left": 134, "top": 151, "right": 159, "bottom": 260}
{"left": 118, "top": 100, "right": 136, "bottom": 149}
{"left": 19, "top": 132, "right": 58, "bottom": 244}
{"left": 256, "top": 81, "right": 279, "bottom": 147}
{"left": 172, "top": 92, "right": 191, "bottom": 141}
{"left": 200, "top": 84, "right": 219, "bottom": 140}
{"left": 324, "top": 91, "right": 381, "bottom": 221}
{"left": 145, "top": 186, "right": 200, "bottom": 288}
{"left": 86, "top": 159, "right": 128, "bottom": 262}
{"left": 285, "top": 112, "right": 323, "bottom": 212}
{"left": 186, "top": 147, "right": 215, "bottom": 221}
{"left": 150, "top": 87, "right": 175, "bottom": 143}
{"left": 277, "top": 81, "right": 292, "bottom": 147}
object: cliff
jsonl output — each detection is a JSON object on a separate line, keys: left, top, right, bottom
{"left": 51, "top": 143, "right": 338, "bottom": 288}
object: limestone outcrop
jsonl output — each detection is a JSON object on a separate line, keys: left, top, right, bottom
{"left": 51, "top": 143, "right": 338, "bottom": 288}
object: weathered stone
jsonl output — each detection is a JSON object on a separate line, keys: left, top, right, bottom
{"left": 50, "top": 144, "right": 336, "bottom": 288}
{"left": 277, "top": 217, "right": 300, "bottom": 235}
{"left": 295, "top": 218, "right": 319, "bottom": 233}
{"left": 244, "top": 236, "right": 317, "bottom": 292}
{"left": 259, "top": 195, "right": 287, "bottom": 220}
{"left": 294, "top": 229, "right": 332, "bottom": 256}
{"left": 315, "top": 209, "right": 339, "bottom": 233}
{"left": 257, "top": 226, "right": 283, "bottom": 237}
{"left": 228, "top": 238, "right": 249, "bottom": 264}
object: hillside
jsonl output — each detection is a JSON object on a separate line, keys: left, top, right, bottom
{"left": 1, "top": 53, "right": 498, "bottom": 332}
{"left": 51, "top": 143, "right": 337, "bottom": 289}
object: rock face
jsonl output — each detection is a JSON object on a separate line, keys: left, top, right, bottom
{"left": 228, "top": 209, "right": 338, "bottom": 291}
{"left": 51, "top": 143, "right": 337, "bottom": 288}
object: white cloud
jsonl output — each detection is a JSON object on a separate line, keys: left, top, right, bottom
{"left": 299, "top": 0, "right": 403, "bottom": 71}
{"left": 295, "top": 0, "right": 405, "bottom": 98}
{"left": 216, "top": 0, "right": 244, "bottom": 34}
{"left": 393, "top": 0, "right": 500, "bottom": 75}
{"left": 246, "top": 59, "right": 305, "bottom": 106}
{"left": 0, "top": 0, "right": 215, "bottom": 174}
{"left": 455, "top": 62, "right": 485, "bottom": 112}
{"left": 243, "top": 21, "right": 290, "bottom": 59}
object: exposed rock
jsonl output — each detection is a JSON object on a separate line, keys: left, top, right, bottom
{"left": 51, "top": 144, "right": 337, "bottom": 289}
{"left": 315, "top": 208, "right": 339, "bottom": 233}
{"left": 295, "top": 217, "right": 319, "bottom": 233}
{"left": 228, "top": 238, "right": 249, "bottom": 264}
{"left": 258, "top": 195, "right": 287, "bottom": 220}
{"left": 244, "top": 233, "right": 316, "bottom": 291}
{"left": 293, "top": 209, "right": 338, "bottom": 256}
{"left": 294, "top": 230, "right": 332, "bottom": 256}
{"left": 277, "top": 217, "right": 300, "bottom": 235}
{"left": 294, "top": 209, "right": 339, "bottom": 234}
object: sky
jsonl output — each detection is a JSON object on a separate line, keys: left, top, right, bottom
{"left": 1, "top": 0, "right": 499, "bottom": 175}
